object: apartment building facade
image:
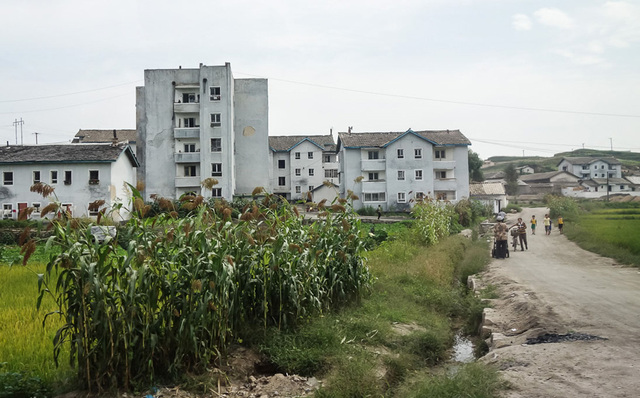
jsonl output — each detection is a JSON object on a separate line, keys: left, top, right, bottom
{"left": 337, "top": 129, "right": 471, "bottom": 210}
{"left": 136, "top": 63, "right": 269, "bottom": 201}
{"left": 0, "top": 144, "right": 138, "bottom": 221}
{"left": 269, "top": 135, "right": 338, "bottom": 201}
{"left": 557, "top": 157, "right": 622, "bottom": 180}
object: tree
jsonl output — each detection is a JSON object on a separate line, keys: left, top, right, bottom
{"left": 504, "top": 163, "right": 519, "bottom": 196}
{"left": 468, "top": 150, "right": 484, "bottom": 182}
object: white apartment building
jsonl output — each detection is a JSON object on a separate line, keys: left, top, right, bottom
{"left": 269, "top": 135, "right": 338, "bottom": 201}
{"left": 0, "top": 144, "right": 138, "bottom": 221}
{"left": 337, "top": 129, "right": 471, "bottom": 211}
{"left": 557, "top": 157, "right": 622, "bottom": 180}
{"left": 136, "top": 63, "right": 269, "bottom": 201}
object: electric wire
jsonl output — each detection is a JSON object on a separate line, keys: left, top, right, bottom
{"left": 0, "top": 80, "right": 142, "bottom": 103}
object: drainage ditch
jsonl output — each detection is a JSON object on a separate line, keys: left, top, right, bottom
{"left": 525, "top": 332, "right": 607, "bottom": 345}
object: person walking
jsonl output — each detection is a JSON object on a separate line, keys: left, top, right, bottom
{"left": 557, "top": 215, "right": 564, "bottom": 234}
{"left": 494, "top": 216, "right": 509, "bottom": 259}
{"left": 376, "top": 205, "right": 382, "bottom": 220}
{"left": 515, "top": 217, "right": 528, "bottom": 251}
{"left": 530, "top": 215, "right": 537, "bottom": 235}
{"left": 543, "top": 214, "right": 551, "bottom": 235}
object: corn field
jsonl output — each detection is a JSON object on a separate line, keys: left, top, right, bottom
{"left": 411, "top": 199, "right": 455, "bottom": 246}
{"left": 28, "top": 186, "right": 371, "bottom": 392}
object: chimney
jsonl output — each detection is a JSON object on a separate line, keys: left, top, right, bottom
{"left": 348, "top": 126, "right": 352, "bottom": 133}
{"left": 112, "top": 129, "right": 118, "bottom": 146}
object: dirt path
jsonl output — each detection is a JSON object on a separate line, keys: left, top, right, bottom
{"left": 477, "top": 207, "right": 640, "bottom": 398}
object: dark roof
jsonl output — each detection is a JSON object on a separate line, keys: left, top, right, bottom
{"left": 73, "top": 129, "right": 137, "bottom": 144}
{"left": 269, "top": 135, "right": 336, "bottom": 152}
{"left": 337, "top": 129, "right": 470, "bottom": 149}
{"left": 558, "top": 156, "right": 621, "bottom": 167}
{"left": 519, "top": 171, "right": 579, "bottom": 183}
{"left": 0, "top": 144, "right": 139, "bottom": 167}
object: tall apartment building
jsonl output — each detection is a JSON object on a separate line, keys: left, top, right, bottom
{"left": 269, "top": 135, "right": 338, "bottom": 201}
{"left": 136, "top": 63, "right": 269, "bottom": 201}
{"left": 337, "top": 129, "right": 471, "bottom": 211}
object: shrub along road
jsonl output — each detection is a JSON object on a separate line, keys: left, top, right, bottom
{"left": 478, "top": 207, "right": 640, "bottom": 398}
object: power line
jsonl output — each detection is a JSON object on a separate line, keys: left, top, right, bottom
{"left": 0, "top": 93, "right": 131, "bottom": 115}
{"left": 237, "top": 72, "right": 640, "bottom": 119}
{"left": 0, "top": 80, "right": 142, "bottom": 103}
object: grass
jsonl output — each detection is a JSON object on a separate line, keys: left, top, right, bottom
{"left": 258, "top": 226, "right": 504, "bottom": 397}
{"left": 565, "top": 209, "right": 640, "bottom": 266}
{"left": 0, "top": 251, "right": 73, "bottom": 393}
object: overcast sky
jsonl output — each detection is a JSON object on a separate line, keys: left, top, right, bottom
{"left": 1, "top": 0, "right": 638, "bottom": 159}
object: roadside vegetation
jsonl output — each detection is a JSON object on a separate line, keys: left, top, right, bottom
{"left": 1, "top": 185, "right": 503, "bottom": 397}
{"left": 546, "top": 195, "right": 640, "bottom": 267}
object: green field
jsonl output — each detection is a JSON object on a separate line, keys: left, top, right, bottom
{"left": 0, "top": 250, "right": 72, "bottom": 390}
{"left": 565, "top": 208, "right": 640, "bottom": 266}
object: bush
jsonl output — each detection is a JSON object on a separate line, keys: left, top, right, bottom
{"left": 357, "top": 206, "right": 377, "bottom": 216}
{"left": 0, "top": 372, "right": 51, "bottom": 398}
{"left": 545, "top": 195, "right": 579, "bottom": 220}
{"left": 503, "top": 203, "right": 522, "bottom": 213}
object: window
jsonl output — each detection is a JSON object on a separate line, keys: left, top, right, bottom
{"left": 89, "top": 170, "right": 100, "bottom": 184}
{"left": 2, "top": 204, "right": 12, "bottom": 219}
{"left": 436, "top": 192, "right": 449, "bottom": 200}
{"left": 184, "top": 165, "right": 197, "bottom": 177}
{"left": 582, "top": 165, "right": 589, "bottom": 170}
{"left": 309, "top": 168, "right": 315, "bottom": 176}
{"left": 436, "top": 170, "right": 447, "bottom": 179}
{"left": 363, "top": 192, "right": 386, "bottom": 202}
{"left": 88, "top": 202, "right": 100, "bottom": 217}
{"left": 415, "top": 192, "right": 425, "bottom": 201}
{"left": 601, "top": 165, "right": 605, "bottom": 169}
{"left": 3, "top": 172, "right": 13, "bottom": 185}
{"left": 368, "top": 151, "right": 379, "bottom": 160}
{"left": 415, "top": 170, "right": 423, "bottom": 180}
{"left": 50, "top": 170, "right": 58, "bottom": 184}
{"left": 324, "top": 154, "right": 332, "bottom": 162}
{"left": 368, "top": 172, "right": 379, "bottom": 181}
{"left": 397, "top": 149, "right": 404, "bottom": 159}
{"left": 183, "top": 117, "right": 197, "bottom": 128}
{"left": 295, "top": 186, "right": 301, "bottom": 193}
{"left": 64, "top": 171, "right": 72, "bottom": 185}
{"left": 308, "top": 185, "right": 314, "bottom": 191}
{"left": 435, "top": 149, "right": 446, "bottom": 159}
{"left": 295, "top": 152, "right": 300, "bottom": 159}
{"left": 184, "top": 143, "right": 196, "bottom": 153}
{"left": 210, "top": 138, "right": 222, "bottom": 152}
{"left": 414, "top": 148, "right": 422, "bottom": 159}
{"left": 308, "top": 152, "right": 314, "bottom": 159}
{"left": 325, "top": 169, "right": 338, "bottom": 178}
{"left": 212, "top": 163, "right": 222, "bottom": 177}
{"left": 278, "top": 177, "right": 286, "bottom": 186}
{"left": 212, "top": 188, "right": 222, "bottom": 198}
{"left": 397, "top": 192, "right": 406, "bottom": 203}
{"left": 32, "top": 203, "right": 41, "bottom": 214}
{"left": 210, "top": 113, "right": 221, "bottom": 127}
{"left": 278, "top": 159, "right": 286, "bottom": 169}
{"left": 209, "top": 86, "right": 221, "bottom": 101}
{"left": 397, "top": 170, "right": 405, "bottom": 181}
{"left": 295, "top": 168, "right": 301, "bottom": 176}
{"left": 33, "top": 171, "right": 41, "bottom": 184}
{"left": 182, "top": 93, "right": 199, "bottom": 103}
{"left": 61, "top": 203, "right": 73, "bottom": 216}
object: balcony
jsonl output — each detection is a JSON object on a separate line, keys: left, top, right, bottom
{"left": 432, "top": 160, "right": 456, "bottom": 169}
{"left": 174, "top": 152, "right": 201, "bottom": 163}
{"left": 173, "top": 102, "right": 200, "bottom": 113}
{"left": 175, "top": 176, "right": 201, "bottom": 188}
{"left": 433, "top": 179, "right": 458, "bottom": 191}
{"left": 362, "top": 180, "right": 387, "bottom": 191}
{"left": 361, "top": 159, "right": 386, "bottom": 171}
{"left": 174, "top": 128, "right": 200, "bottom": 139}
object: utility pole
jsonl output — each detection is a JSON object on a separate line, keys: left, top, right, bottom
{"left": 13, "top": 118, "right": 24, "bottom": 145}
{"left": 609, "top": 137, "right": 613, "bottom": 152}
{"left": 33, "top": 132, "right": 40, "bottom": 145}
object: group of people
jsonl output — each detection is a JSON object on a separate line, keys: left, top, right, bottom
{"left": 493, "top": 212, "right": 565, "bottom": 259}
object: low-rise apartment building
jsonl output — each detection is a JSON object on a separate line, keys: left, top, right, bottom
{"left": 558, "top": 157, "right": 622, "bottom": 180}
{"left": 0, "top": 144, "right": 138, "bottom": 220}
{"left": 337, "top": 129, "right": 471, "bottom": 211}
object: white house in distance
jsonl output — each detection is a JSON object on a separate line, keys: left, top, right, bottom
{"left": 136, "top": 62, "right": 269, "bottom": 201}
{"left": 0, "top": 143, "right": 139, "bottom": 221}
{"left": 557, "top": 157, "right": 622, "bottom": 180}
{"left": 269, "top": 135, "right": 338, "bottom": 201}
{"left": 336, "top": 129, "right": 471, "bottom": 211}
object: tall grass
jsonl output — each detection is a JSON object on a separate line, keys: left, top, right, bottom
{"left": 27, "top": 189, "right": 371, "bottom": 392}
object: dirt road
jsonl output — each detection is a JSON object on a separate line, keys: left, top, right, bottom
{"left": 478, "top": 207, "right": 640, "bottom": 398}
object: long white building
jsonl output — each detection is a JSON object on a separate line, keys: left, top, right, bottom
{"left": 136, "top": 63, "right": 269, "bottom": 201}
{"left": 337, "top": 129, "right": 471, "bottom": 210}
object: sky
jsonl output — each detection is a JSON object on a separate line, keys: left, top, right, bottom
{"left": 1, "top": 0, "right": 639, "bottom": 159}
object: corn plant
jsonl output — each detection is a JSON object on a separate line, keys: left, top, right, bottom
{"left": 411, "top": 199, "right": 455, "bottom": 246}
{"left": 28, "top": 184, "right": 371, "bottom": 392}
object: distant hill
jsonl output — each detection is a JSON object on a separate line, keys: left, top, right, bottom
{"left": 484, "top": 149, "right": 640, "bottom": 175}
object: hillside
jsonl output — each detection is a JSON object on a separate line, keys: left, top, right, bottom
{"left": 483, "top": 149, "right": 640, "bottom": 175}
